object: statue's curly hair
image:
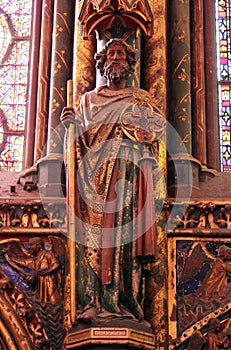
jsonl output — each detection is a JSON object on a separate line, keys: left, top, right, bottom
{"left": 95, "top": 38, "right": 137, "bottom": 77}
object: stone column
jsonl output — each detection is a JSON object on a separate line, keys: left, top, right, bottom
{"left": 191, "top": 0, "right": 207, "bottom": 166}
{"left": 191, "top": 0, "right": 218, "bottom": 182}
{"left": 72, "top": 34, "right": 96, "bottom": 107}
{"left": 73, "top": 1, "right": 96, "bottom": 108}
{"left": 34, "top": 0, "right": 54, "bottom": 163}
{"left": 168, "top": 0, "right": 191, "bottom": 154}
{"left": 204, "top": 0, "right": 220, "bottom": 171}
{"left": 38, "top": 0, "right": 75, "bottom": 197}
{"left": 168, "top": 0, "right": 200, "bottom": 197}
{"left": 46, "top": 0, "right": 75, "bottom": 155}
{"left": 143, "top": 1, "right": 168, "bottom": 349}
{"left": 144, "top": 1, "right": 167, "bottom": 115}
{"left": 24, "top": 0, "right": 42, "bottom": 169}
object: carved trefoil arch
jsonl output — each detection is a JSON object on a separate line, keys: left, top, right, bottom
{"left": 78, "top": 0, "right": 153, "bottom": 38}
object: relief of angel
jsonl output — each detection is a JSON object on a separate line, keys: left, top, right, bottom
{"left": 205, "top": 318, "right": 230, "bottom": 350}
{"left": 187, "top": 318, "right": 231, "bottom": 350}
{"left": 177, "top": 242, "right": 231, "bottom": 333}
{"left": 178, "top": 242, "right": 231, "bottom": 299}
{"left": 0, "top": 236, "right": 64, "bottom": 303}
{"left": 197, "top": 245, "right": 231, "bottom": 298}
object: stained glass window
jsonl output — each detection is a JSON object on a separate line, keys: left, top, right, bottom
{"left": 216, "top": 0, "right": 231, "bottom": 171}
{"left": 0, "top": 0, "right": 33, "bottom": 171}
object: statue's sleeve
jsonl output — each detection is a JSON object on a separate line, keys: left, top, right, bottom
{"left": 75, "top": 93, "right": 87, "bottom": 126}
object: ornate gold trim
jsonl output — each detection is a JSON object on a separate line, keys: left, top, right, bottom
{"left": 165, "top": 200, "right": 231, "bottom": 231}
{"left": 0, "top": 200, "right": 66, "bottom": 230}
{"left": 0, "top": 290, "right": 33, "bottom": 350}
{"left": 66, "top": 327, "right": 155, "bottom": 349}
{"left": 78, "top": 0, "right": 153, "bottom": 38}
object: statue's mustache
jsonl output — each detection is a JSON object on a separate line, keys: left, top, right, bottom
{"left": 104, "top": 62, "right": 128, "bottom": 70}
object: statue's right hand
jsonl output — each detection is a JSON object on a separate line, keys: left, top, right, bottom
{"left": 60, "top": 107, "right": 76, "bottom": 128}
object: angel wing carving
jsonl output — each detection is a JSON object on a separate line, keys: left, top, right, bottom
{"left": 0, "top": 238, "right": 34, "bottom": 282}
{"left": 48, "top": 236, "right": 65, "bottom": 269}
{"left": 0, "top": 238, "right": 31, "bottom": 257}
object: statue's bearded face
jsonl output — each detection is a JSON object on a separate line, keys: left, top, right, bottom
{"left": 103, "top": 44, "right": 130, "bottom": 83}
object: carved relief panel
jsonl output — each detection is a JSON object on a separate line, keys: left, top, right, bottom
{"left": 167, "top": 200, "right": 231, "bottom": 349}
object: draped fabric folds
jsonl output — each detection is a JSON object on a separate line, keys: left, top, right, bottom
{"left": 69, "top": 85, "right": 165, "bottom": 319}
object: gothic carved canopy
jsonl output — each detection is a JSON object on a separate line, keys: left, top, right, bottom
{"left": 78, "top": 0, "right": 153, "bottom": 38}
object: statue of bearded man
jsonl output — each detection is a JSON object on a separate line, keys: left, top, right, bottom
{"left": 61, "top": 38, "right": 166, "bottom": 324}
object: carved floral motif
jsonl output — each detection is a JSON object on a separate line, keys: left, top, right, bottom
{"left": 0, "top": 276, "right": 48, "bottom": 349}
{"left": 0, "top": 202, "right": 66, "bottom": 229}
{"left": 165, "top": 201, "right": 231, "bottom": 231}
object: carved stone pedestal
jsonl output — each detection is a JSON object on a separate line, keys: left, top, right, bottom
{"left": 37, "top": 153, "right": 66, "bottom": 197}
{"left": 199, "top": 165, "right": 218, "bottom": 183}
{"left": 66, "top": 319, "right": 155, "bottom": 350}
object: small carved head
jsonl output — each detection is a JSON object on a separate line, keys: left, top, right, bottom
{"left": 28, "top": 237, "right": 44, "bottom": 255}
{"left": 208, "top": 318, "right": 222, "bottom": 334}
{"left": 217, "top": 245, "right": 231, "bottom": 261}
